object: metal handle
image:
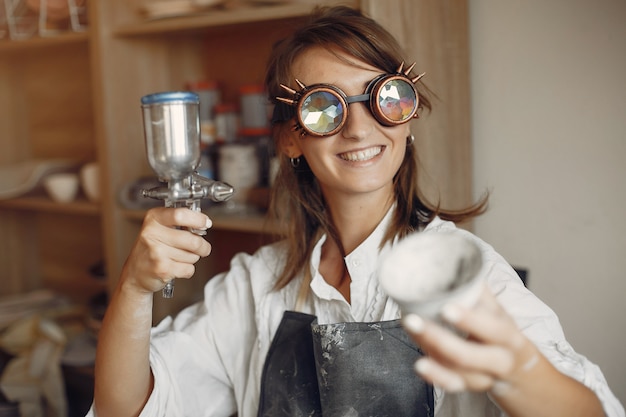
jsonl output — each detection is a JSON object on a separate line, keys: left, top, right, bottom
{"left": 162, "top": 281, "right": 175, "bottom": 299}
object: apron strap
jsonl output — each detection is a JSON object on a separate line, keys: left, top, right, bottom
{"left": 257, "top": 311, "right": 321, "bottom": 417}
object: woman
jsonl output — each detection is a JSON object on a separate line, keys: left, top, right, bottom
{"left": 90, "top": 6, "right": 623, "bottom": 417}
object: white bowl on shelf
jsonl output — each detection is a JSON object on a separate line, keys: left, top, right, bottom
{"left": 0, "top": 159, "right": 78, "bottom": 200}
{"left": 43, "top": 173, "right": 80, "bottom": 203}
{"left": 80, "top": 162, "right": 100, "bottom": 202}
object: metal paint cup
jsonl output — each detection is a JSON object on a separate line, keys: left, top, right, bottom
{"left": 141, "top": 91, "right": 201, "bottom": 182}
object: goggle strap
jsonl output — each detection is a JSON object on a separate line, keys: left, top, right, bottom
{"left": 271, "top": 101, "right": 295, "bottom": 124}
{"left": 345, "top": 93, "right": 370, "bottom": 104}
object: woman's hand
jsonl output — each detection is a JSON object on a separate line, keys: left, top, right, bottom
{"left": 121, "top": 207, "right": 213, "bottom": 294}
{"left": 402, "top": 285, "right": 604, "bottom": 417}
{"left": 402, "top": 285, "right": 537, "bottom": 393}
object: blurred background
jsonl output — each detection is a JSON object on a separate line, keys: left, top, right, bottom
{"left": 0, "top": 0, "right": 624, "bottom": 414}
{"left": 470, "top": 0, "right": 626, "bottom": 404}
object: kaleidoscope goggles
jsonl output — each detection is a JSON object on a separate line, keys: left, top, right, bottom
{"left": 273, "top": 62, "right": 425, "bottom": 137}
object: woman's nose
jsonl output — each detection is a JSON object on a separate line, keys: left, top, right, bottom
{"left": 341, "top": 102, "right": 374, "bottom": 140}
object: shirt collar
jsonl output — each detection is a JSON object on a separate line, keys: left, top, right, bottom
{"left": 309, "top": 205, "right": 396, "bottom": 301}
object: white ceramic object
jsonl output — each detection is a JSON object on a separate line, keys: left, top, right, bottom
{"left": 0, "top": 159, "right": 78, "bottom": 199}
{"left": 43, "top": 173, "right": 80, "bottom": 203}
{"left": 378, "top": 231, "right": 485, "bottom": 321}
{"left": 80, "top": 162, "right": 100, "bottom": 202}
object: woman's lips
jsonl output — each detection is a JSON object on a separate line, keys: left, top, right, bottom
{"left": 338, "top": 146, "right": 383, "bottom": 162}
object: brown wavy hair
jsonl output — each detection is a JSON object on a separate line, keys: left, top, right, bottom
{"left": 264, "top": 6, "right": 488, "bottom": 289}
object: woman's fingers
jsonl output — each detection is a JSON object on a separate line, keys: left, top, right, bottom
{"left": 146, "top": 206, "right": 213, "bottom": 231}
{"left": 142, "top": 207, "right": 212, "bottom": 256}
{"left": 143, "top": 222, "right": 212, "bottom": 259}
{"left": 122, "top": 207, "right": 213, "bottom": 293}
{"left": 415, "top": 357, "right": 496, "bottom": 392}
{"left": 403, "top": 314, "right": 515, "bottom": 380}
{"left": 143, "top": 242, "right": 202, "bottom": 278}
{"left": 402, "top": 286, "right": 540, "bottom": 392}
{"left": 404, "top": 314, "right": 506, "bottom": 391}
{"left": 442, "top": 286, "right": 525, "bottom": 349}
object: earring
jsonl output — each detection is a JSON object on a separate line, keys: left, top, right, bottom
{"left": 406, "top": 134, "right": 415, "bottom": 146}
{"left": 290, "top": 157, "right": 301, "bottom": 168}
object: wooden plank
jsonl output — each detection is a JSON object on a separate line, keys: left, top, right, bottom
{"left": 21, "top": 42, "right": 95, "bottom": 161}
{"left": 0, "top": 196, "right": 100, "bottom": 216}
{"left": 0, "top": 211, "right": 41, "bottom": 296}
{"left": 37, "top": 212, "right": 106, "bottom": 303}
{"left": 114, "top": 0, "right": 359, "bottom": 36}
{"left": 361, "top": 0, "right": 473, "bottom": 211}
{"left": 0, "top": 32, "right": 88, "bottom": 52}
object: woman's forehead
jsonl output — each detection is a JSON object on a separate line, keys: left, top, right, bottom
{"left": 291, "top": 46, "right": 383, "bottom": 87}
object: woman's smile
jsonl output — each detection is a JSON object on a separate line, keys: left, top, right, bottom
{"left": 338, "top": 145, "right": 384, "bottom": 162}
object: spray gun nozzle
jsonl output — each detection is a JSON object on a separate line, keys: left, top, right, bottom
{"left": 193, "top": 174, "right": 234, "bottom": 202}
{"left": 142, "top": 176, "right": 234, "bottom": 203}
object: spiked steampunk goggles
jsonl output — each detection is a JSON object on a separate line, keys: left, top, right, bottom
{"left": 273, "top": 62, "right": 425, "bottom": 137}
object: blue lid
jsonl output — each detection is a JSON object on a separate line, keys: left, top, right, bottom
{"left": 141, "top": 91, "right": 200, "bottom": 105}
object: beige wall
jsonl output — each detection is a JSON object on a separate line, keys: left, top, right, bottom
{"left": 469, "top": 0, "right": 626, "bottom": 404}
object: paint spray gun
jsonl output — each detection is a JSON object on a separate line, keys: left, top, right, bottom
{"left": 140, "top": 91, "right": 234, "bottom": 298}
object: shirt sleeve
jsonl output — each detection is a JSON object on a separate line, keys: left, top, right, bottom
{"left": 477, "top": 237, "right": 625, "bottom": 417}
{"left": 82, "top": 285, "right": 242, "bottom": 417}
{"left": 140, "top": 250, "right": 265, "bottom": 417}
{"left": 418, "top": 220, "right": 624, "bottom": 416}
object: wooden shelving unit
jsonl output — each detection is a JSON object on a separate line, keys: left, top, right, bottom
{"left": 0, "top": 0, "right": 473, "bottom": 321}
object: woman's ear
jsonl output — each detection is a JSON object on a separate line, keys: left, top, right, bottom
{"left": 277, "top": 127, "right": 303, "bottom": 159}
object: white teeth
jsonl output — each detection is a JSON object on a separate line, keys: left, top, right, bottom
{"left": 340, "top": 146, "right": 382, "bottom": 162}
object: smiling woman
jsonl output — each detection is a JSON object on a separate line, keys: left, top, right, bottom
{"left": 89, "top": 5, "right": 623, "bottom": 417}
{"left": 266, "top": 18, "right": 488, "bottom": 291}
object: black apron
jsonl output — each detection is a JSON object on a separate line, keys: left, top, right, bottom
{"left": 257, "top": 311, "right": 434, "bottom": 417}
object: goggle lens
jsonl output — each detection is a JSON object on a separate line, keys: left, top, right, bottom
{"left": 301, "top": 91, "right": 345, "bottom": 135}
{"left": 378, "top": 78, "right": 418, "bottom": 123}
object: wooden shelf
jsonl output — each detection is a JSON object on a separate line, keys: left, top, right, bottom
{"left": 0, "top": 196, "right": 101, "bottom": 216}
{"left": 0, "top": 0, "right": 472, "bottom": 320}
{"left": 0, "top": 31, "right": 89, "bottom": 52}
{"left": 43, "top": 272, "right": 108, "bottom": 304}
{"left": 122, "top": 207, "right": 272, "bottom": 234}
{"left": 114, "top": 0, "right": 358, "bottom": 37}
{"left": 207, "top": 210, "right": 272, "bottom": 234}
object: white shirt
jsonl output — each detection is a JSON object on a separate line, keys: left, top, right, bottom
{"left": 87, "top": 214, "right": 624, "bottom": 417}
